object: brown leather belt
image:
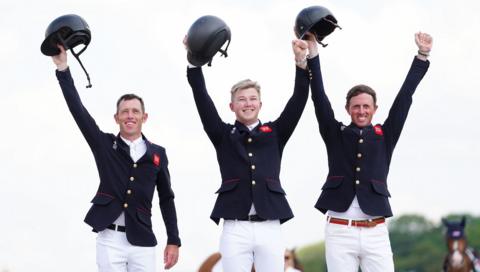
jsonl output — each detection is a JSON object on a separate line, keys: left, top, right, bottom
{"left": 327, "top": 216, "right": 385, "bottom": 228}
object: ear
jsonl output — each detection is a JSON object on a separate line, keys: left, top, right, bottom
{"left": 259, "top": 101, "right": 262, "bottom": 110}
{"left": 114, "top": 113, "right": 120, "bottom": 124}
{"left": 142, "top": 112, "right": 149, "bottom": 123}
{"left": 345, "top": 104, "right": 350, "bottom": 115}
{"left": 229, "top": 102, "right": 234, "bottom": 112}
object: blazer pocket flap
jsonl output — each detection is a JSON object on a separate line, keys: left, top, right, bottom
{"left": 371, "top": 180, "right": 391, "bottom": 197}
{"left": 266, "top": 181, "right": 286, "bottom": 195}
{"left": 90, "top": 193, "right": 114, "bottom": 205}
{"left": 215, "top": 180, "right": 240, "bottom": 194}
{"left": 137, "top": 211, "right": 152, "bottom": 227}
{"left": 321, "top": 176, "right": 344, "bottom": 190}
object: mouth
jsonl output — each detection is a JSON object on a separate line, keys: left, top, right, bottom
{"left": 124, "top": 121, "right": 137, "bottom": 127}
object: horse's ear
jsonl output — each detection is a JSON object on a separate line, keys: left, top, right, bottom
{"left": 461, "top": 216, "right": 466, "bottom": 227}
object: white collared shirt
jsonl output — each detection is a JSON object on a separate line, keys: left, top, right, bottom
{"left": 113, "top": 135, "right": 147, "bottom": 226}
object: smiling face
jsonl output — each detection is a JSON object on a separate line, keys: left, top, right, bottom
{"left": 346, "top": 93, "right": 377, "bottom": 128}
{"left": 114, "top": 98, "right": 148, "bottom": 141}
{"left": 230, "top": 87, "right": 262, "bottom": 126}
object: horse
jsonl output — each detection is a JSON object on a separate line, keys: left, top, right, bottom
{"left": 442, "top": 216, "right": 474, "bottom": 272}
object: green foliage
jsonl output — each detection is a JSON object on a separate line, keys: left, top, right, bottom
{"left": 296, "top": 241, "right": 326, "bottom": 272}
{"left": 295, "top": 214, "right": 480, "bottom": 272}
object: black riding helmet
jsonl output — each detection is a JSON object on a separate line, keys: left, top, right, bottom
{"left": 186, "top": 15, "right": 231, "bottom": 66}
{"left": 41, "top": 14, "right": 93, "bottom": 88}
{"left": 294, "top": 6, "right": 341, "bottom": 47}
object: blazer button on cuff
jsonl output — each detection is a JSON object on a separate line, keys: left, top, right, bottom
{"left": 130, "top": 177, "right": 135, "bottom": 181}
{"left": 355, "top": 180, "right": 360, "bottom": 185}
{"left": 251, "top": 165, "right": 256, "bottom": 170}
{"left": 252, "top": 180, "right": 256, "bottom": 185}
{"left": 247, "top": 138, "right": 252, "bottom": 143}
{"left": 123, "top": 203, "right": 128, "bottom": 208}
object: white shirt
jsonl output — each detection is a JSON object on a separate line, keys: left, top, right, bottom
{"left": 113, "top": 135, "right": 147, "bottom": 226}
{"left": 327, "top": 196, "right": 376, "bottom": 220}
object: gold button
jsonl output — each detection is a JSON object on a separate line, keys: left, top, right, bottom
{"left": 130, "top": 177, "right": 135, "bottom": 181}
{"left": 123, "top": 203, "right": 128, "bottom": 208}
{"left": 359, "top": 139, "right": 364, "bottom": 144}
{"left": 355, "top": 180, "right": 360, "bottom": 185}
{"left": 357, "top": 153, "right": 362, "bottom": 158}
{"left": 133, "top": 163, "right": 137, "bottom": 168}
{"left": 251, "top": 165, "right": 256, "bottom": 170}
{"left": 127, "top": 189, "right": 132, "bottom": 195}
{"left": 356, "top": 167, "right": 361, "bottom": 172}
{"left": 247, "top": 138, "right": 252, "bottom": 143}
{"left": 248, "top": 153, "right": 253, "bottom": 157}
{"left": 252, "top": 180, "right": 256, "bottom": 185}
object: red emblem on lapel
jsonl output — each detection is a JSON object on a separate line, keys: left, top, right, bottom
{"left": 259, "top": 125, "right": 272, "bottom": 133}
{"left": 153, "top": 154, "right": 160, "bottom": 166}
{"left": 374, "top": 125, "right": 383, "bottom": 136}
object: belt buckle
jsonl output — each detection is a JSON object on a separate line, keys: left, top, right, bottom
{"left": 365, "top": 219, "right": 377, "bottom": 228}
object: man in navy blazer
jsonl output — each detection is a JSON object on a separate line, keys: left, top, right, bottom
{"left": 310, "top": 32, "right": 433, "bottom": 271}
{"left": 185, "top": 37, "right": 313, "bottom": 271}
{"left": 52, "top": 45, "right": 180, "bottom": 271}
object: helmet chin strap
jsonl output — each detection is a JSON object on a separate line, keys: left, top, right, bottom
{"left": 317, "top": 18, "right": 342, "bottom": 48}
{"left": 57, "top": 32, "right": 92, "bottom": 88}
{"left": 208, "top": 39, "right": 231, "bottom": 67}
{"left": 70, "top": 47, "right": 92, "bottom": 88}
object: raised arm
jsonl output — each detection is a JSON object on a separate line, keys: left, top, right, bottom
{"left": 184, "top": 36, "right": 225, "bottom": 145}
{"left": 308, "top": 33, "right": 339, "bottom": 139}
{"left": 273, "top": 38, "right": 311, "bottom": 145}
{"left": 382, "top": 32, "right": 432, "bottom": 150}
{"left": 53, "top": 45, "right": 102, "bottom": 150}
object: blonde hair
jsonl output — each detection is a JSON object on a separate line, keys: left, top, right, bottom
{"left": 230, "top": 79, "right": 261, "bottom": 101}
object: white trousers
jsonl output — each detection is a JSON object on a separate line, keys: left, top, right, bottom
{"left": 96, "top": 229, "right": 156, "bottom": 272}
{"left": 220, "top": 220, "right": 284, "bottom": 272}
{"left": 325, "top": 221, "right": 394, "bottom": 272}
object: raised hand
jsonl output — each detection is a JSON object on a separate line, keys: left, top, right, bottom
{"left": 292, "top": 39, "right": 308, "bottom": 69}
{"left": 415, "top": 32, "right": 433, "bottom": 53}
{"left": 52, "top": 44, "right": 68, "bottom": 71}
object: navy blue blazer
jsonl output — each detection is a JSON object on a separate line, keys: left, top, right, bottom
{"left": 187, "top": 66, "right": 310, "bottom": 224}
{"left": 56, "top": 69, "right": 180, "bottom": 247}
{"left": 310, "top": 56, "right": 430, "bottom": 217}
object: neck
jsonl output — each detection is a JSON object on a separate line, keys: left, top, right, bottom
{"left": 120, "top": 133, "right": 142, "bottom": 142}
{"left": 240, "top": 119, "right": 259, "bottom": 127}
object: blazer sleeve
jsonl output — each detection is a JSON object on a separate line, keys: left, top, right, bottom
{"left": 382, "top": 57, "right": 430, "bottom": 152}
{"left": 187, "top": 67, "right": 226, "bottom": 145}
{"left": 56, "top": 68, "right": 103, "bottom": 150}
{"left": 273, "top": 65, "right": 310, "bottom": 146}
{"left": 156, "top": 148, "right": 181, "bottom": 246}
{"left": 309, "top": 55, "right": 341, "bottom": 141}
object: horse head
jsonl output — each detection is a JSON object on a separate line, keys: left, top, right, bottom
{"left": 442, "top": 216, "right": 473, "bottom": 272}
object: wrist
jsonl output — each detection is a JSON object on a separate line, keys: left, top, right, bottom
{"left": 56, "top": 63, "right": 68, "bottom": 71}
{"left": 295, "top": 58, "right": 307, "bottom": 69}
{"left": 417, "top": 50, "right": 430, "bottom": 57}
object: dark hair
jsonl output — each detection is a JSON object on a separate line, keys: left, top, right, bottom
{"left": 346, "top": 84, "right": 377, "bottom": 107}
{"left": 116, "top": 93, "right": 145, "bottom": 113}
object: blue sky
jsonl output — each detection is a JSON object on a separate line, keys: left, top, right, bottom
{"left": 1, "top": 0, "right": 479, "bottom": 271}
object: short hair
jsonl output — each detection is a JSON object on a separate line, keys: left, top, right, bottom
{"left": 230, "top": 79, "right": 261, "bottom": 101}
{"left": 116, "top": 93, "right": 145, "bottom": 113}
{"left": 346, "top": 84, "right": 377, "bottom": 107}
